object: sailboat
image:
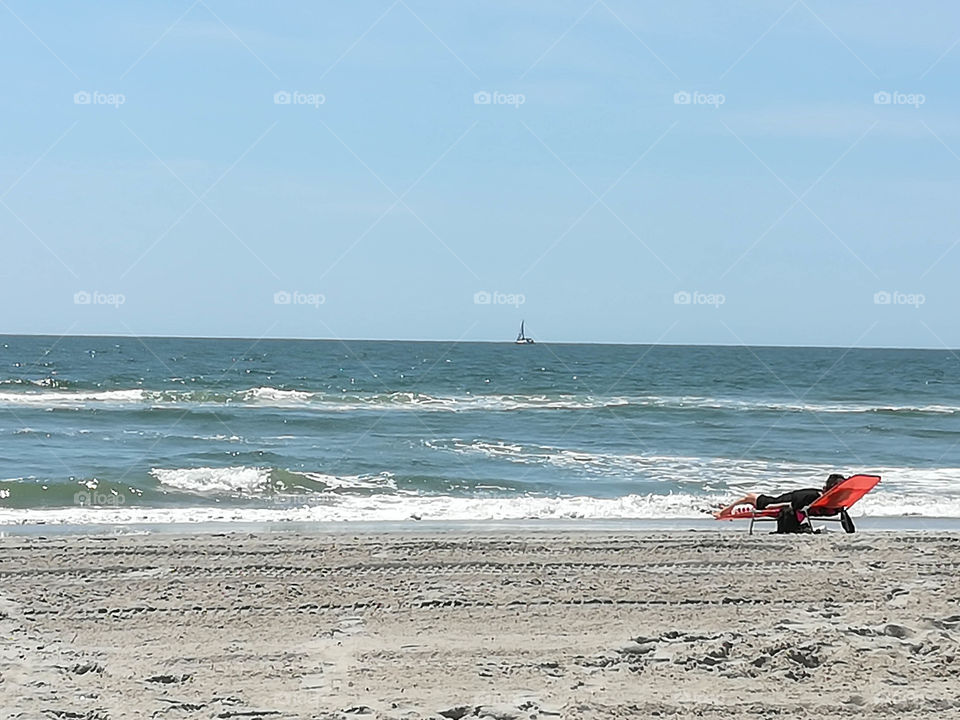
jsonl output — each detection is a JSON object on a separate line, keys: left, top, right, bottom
{"left": 515, "top": 320, "right": 534, "bottom": 344}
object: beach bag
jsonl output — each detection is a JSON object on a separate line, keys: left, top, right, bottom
{"left": 775, "top": 507, "right": 812, "bottom": 534}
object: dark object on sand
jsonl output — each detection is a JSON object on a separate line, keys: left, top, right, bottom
{"left": 714, "top": 474, "right": 881, "bottom": 535}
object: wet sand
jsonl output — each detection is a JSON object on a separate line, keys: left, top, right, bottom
{"left": 1, "top": 530, "right": 958, "bottom": 719}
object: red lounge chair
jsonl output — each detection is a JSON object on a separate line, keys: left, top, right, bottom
{"left": 714, "top": 474, "right": 881, "bottom": 534}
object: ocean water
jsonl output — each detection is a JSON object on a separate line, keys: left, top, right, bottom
{"left": 1, "top": 336, "right": 958, "bottom": 525}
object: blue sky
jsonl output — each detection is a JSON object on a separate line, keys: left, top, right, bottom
{"left": 3, "top": 1, "right": 960, "bottom": 346}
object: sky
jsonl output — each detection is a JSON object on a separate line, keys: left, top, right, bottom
{"left": 2, "top": 0, "right": 960, "bottom": 347}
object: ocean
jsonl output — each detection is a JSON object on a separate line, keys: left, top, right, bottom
{"left": 1, "top": 336, "right": 958, "bottom": 525}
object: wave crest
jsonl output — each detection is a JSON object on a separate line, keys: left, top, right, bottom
{"left": 149, "top": 466, "right": 397, "bottom": 496}
{"left": 0, "top": 386, "right": 956, "bottom": 416}
{"left": 3, "top": 489, "right": 960, "bottom": 525}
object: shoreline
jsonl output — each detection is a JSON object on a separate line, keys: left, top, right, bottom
{"left": 2, "top": 515, "right": 960, "bottom": 537}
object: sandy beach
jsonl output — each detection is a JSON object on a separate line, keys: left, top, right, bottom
{"left": 1, "top": 529, "right": 958, "bottom": 719}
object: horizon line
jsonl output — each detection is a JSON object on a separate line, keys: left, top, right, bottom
{"left": 0, "top": 332, "right": 955, "bottom": 351}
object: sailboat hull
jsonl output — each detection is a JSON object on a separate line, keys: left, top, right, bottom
{"left": 515, "top": 321, "right": 534, "bottom": 343}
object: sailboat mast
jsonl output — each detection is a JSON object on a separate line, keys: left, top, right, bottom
{"left": 514, "top": 320, "right": 534, "bottom": 344}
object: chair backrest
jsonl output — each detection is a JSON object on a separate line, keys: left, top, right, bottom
{"left": 807, "top": 474, "right": 881, "bottom": 515}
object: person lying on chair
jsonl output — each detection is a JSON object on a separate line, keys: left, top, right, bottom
{"left": 745, "top": 473, "right": 846, "bottom": 534}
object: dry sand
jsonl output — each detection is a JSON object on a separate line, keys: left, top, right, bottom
{"left": 1, "top": 529, "right": 959, "bottom": 719}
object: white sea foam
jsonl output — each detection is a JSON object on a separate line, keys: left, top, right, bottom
{"left": 0, "top": 386, "right": 956, "bottom": 415}
{"left": 0, "top": 389, "right": 146, "bottom": 406}
{"left": 150, "top": 466, "right": 271, "bottom": 495}
{"left": 296, "top": 471, "right": 398, "bottom": 491}
{"left": 3, "top": 489, "right": 960, "bottom": 526}
{"left": 657, "top": 396, "right": 960, "bottom": 415}
{"left": 241, "top": 387, "right": 314, "bottom": 405}
{"left": 856, "top": 492, "right": 958, "bottom": 518}
{"left": 335, "top": 391, "right": 628, "bottom": 412}
{"left": 0, "top": 378, "right": 61, "bottom": 387}
{"left": 149, "top": 466, "right": 398, "bottom": 496}
{"left": 426, "top": 439, "right": 960, "bottom": 495}
{"left": 428, "top": 438, "right": 828, "bottom": 488}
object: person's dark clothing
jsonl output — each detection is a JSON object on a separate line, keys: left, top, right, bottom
{"left": 755, "top": 488, "right": 822, "bottom": 534}
{"left": 755, "top": 488, "right": 821, "bottom": 512}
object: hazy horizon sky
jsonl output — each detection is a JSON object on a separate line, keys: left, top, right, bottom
{"left": 4, "top": 1, "right": 960, "bottom": 348}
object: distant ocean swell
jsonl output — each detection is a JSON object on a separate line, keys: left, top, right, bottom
{"left": 0, "top": 386, "right": 958, "bottom": 415}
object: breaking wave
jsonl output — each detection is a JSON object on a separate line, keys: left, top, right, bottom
{"left": 0, "top": 386, "right": 957, "bottom": 416}
{"left": 425, "top": 439, "right": 960, "bottom": 494}
{"left": 149, "top": 466, "right": 399, "bottom": 496}
{"left": 1, "top": 489, "right": 959, "bottom": 525}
